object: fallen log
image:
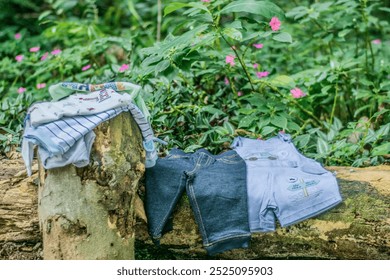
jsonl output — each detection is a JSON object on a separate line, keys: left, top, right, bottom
{"left": 1, "top": 158, "right": 389, "bottom": 259}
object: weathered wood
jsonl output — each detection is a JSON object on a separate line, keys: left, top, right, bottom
{"left": 38, "top": 112, "right": 145, "bottom": 260}
{"left": 1, "top": 160, "right": 389, "bottom": 259}
{"left": 0, "top": 161, "right": 41, "bottom": 260}
{"left": 0, "top": 162, "right": 39, "bottom": 243}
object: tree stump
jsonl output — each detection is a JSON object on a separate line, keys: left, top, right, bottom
{"left": 38, "top": 112, "right": 145, "bottom": 260}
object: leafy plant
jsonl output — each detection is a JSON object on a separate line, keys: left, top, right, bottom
{"left": 0, "top": 0, "right": 388, "bottom": 165}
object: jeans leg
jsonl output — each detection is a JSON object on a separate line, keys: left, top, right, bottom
{"left": 186, "top": 151, "right": 251, "bottom": 255}
{"left": 145, "top": 156, "right": 188, "bottom": 241}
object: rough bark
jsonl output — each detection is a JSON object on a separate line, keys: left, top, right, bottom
{"left": 0, "top": 161, "right": 41, "bottom": 259}
{"left": 0, "top": 162, "right": 38, "bottom": 243}
{"left": 38, "top": 112, "right": 145, "bottom": 260}
{"left": 1, "top": 159, "right": 389, "bottom": 259}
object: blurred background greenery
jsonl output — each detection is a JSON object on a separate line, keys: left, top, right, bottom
{"left": 0, "top": 0, "right": 389, "bottom": 166}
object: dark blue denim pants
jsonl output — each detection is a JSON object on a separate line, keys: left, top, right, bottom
{"left": 145, "top": 148, "right": 250, "bottom": 255}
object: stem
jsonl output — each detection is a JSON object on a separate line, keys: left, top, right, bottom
{"left": 329, "top": 77, "right": 339, "bottom": 125}
{"left": 220, "top": 33, "right": 255, "bottom": 92}
{"left": 367, "top": 32, "right": 375, "bottom": 71}
{"left": 157, "top": 0, "right": 162, "bottom": 42}
{"left": 291, "top": 99, "right": 323, "bottom": 127}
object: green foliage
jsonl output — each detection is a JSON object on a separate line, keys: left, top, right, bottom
{"left": 0, "top": 0, "right": 389, "bottom": 166}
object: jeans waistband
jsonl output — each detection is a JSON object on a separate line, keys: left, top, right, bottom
{"left": 168, "top": 148, "right": 238, "bottom": 159}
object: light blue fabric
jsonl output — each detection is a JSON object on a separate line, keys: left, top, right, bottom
{"left": 22, "top": 103, "right": 162, "bottom": 176}
{"left": 231, "top": 132, "right": 342, "bottom": 231}
{"left": 39, "top": 131, "right": 96, "bottom": 170}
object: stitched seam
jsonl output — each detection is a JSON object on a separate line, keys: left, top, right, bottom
{"left": 185, "top": 154, "right": 204, "bottom": 176}
{"left": 187, "top": 179, "right": 209, "bottom": 244}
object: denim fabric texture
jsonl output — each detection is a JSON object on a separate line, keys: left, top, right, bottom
{"left": 232, "top": 132, "right": 342, "bottom": 232}
{"left": 145, "top": 148, "right": 250, "bottom": 255}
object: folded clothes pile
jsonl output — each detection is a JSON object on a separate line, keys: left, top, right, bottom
{"left": 145, "top": 132, "right": 342, "bottom": 255}
{"left": 22, "top": 81, "right": 164, "bottom": 176}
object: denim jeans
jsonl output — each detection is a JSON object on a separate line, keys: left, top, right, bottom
{"left": 232, "top": 133, "right": 342, "bottom": 232}
{"left": 145, "top": 148, "right": 250, "bottom": 255}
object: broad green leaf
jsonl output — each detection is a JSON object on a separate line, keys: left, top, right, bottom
{"left": 371, "top": 142, "right": 390, "bottom": 156}
{"left": 223, "top": 27, "right": 243, "bottom": 41}
{"left": 332, "top": 117, "right": 343, "bottom": 131}
{"left": 38, "top": 10, "right": 52, "bottom": 21}
{"left": 286, "top": 6, "right": 308, "bottom": 20}
{"left": 214, "top": 126, "right": 229, "bottom": 136}
{"left": 295, "top": 134, "right": 310, "bottom": 149}
{"left": 184, "top": 144, "right": 203, "bottom": 153}
{"left": 220, "top": 0, "right": 285, "bottom": 19}
{"left": 338, "top": 29, "right": 352, "bottom": 37}
{"left": 272, "top": 32, "right": 292, "bottom": 43}
{"left": 155, "top": 60, "right": 170, "bottom": 74}
{"left": 164, "top": 2, "right": 210, "bottom": 16}
{"left": 287, "top": 121, "right": 301, "bottom": 132}
{"left": 141, "top": 55, "right": 162, "bottom": 68}
{"left": 375, "top": 124, "right": 390, "bottom": 138}
{"left": 258, "top": 118, "right": 271, "bottom": 129}
{"left": 223, "top": 122, "right": 235, "bottom": 135}
{"left": 225, "top": 21, "right": 243, "bottom": 29}
{"left": 271, "top": 115, "right": 287, "bottom": 129}
{"left": 316, "top": 138, "right": 330, "bottom": 155}
{"left": 269, "top": 75, "right": 295, "bottom": 88}
{"left": 261, "top": 126, "right": 277, "bottom": 136}
{"left": 201, "top": 106, "right": 225, "bottom": 115}
{"left": 372, "top": 109, "right": 389, "bottom": 119}
{"left": 238, "top": 115, "right": 257, "bottom": 128}
{"left": 159, "top": 24, "right": 210, "bottom": 55}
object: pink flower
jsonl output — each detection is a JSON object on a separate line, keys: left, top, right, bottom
{"left": 269, "top": 17, "right": 281, "bottom": 31}
{"left": 41, "top": 52, "right": 49, "bottom": 61}
{"left": 37, "top": 83, "right": 46, "bottom": 89}
{"left": 256, "top": 71, "right": 269, "bottom": 78}
{"left": 119, "top": 64, "right": 130, "bottom": 72}
{"left": 29, "top": 46, "right": 40, "bottom": 52}
{"left": 237, "top": 91, "right": 243, "bottom": 96}
{"left": 15, "top": 55, "right": 24, "bottom": 62}
{"left": 18, "top": 87, "right": 26, "bottom": 94}
{"left": 51, "top": 49, "right": 62, "bottom": 55}
{"left": 201, "top": 0, "right": 210, "bottom": 2}
{"left": 14, "top": 33, "right": 21, "bottom": 40}
{"left": 290, "top": 87, "right": 306, "bottom": 99}
{"left": 372, "top": 39, "right": 381, "bottom": 45}
{"left": 253, "top": 63, "right": 259, "bottom": 69}
{"left": 82, "top": 64, "right": 91, "bottom": 71}
{"left": 224, "top": 77, "right": 229, "bottom": 85}
{"left": 225, "top": 55, "right": 235, "bottom": 66}
{"left": 253, "top": 43, "right": 264, "bottom": 49}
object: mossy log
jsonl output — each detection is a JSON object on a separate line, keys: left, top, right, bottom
{"left": 1, "top": 156, "right": 389, "bottom": 259}
{"left": 37, "top": 112, "right": 145, "bottom": 260}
